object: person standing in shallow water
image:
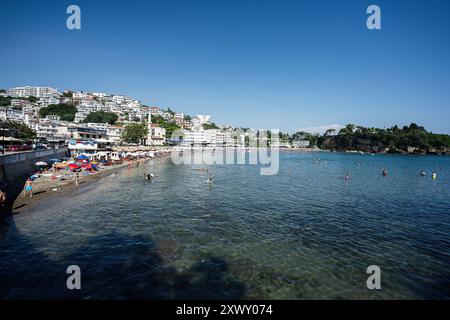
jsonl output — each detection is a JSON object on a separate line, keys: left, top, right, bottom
{"left": 23, "top": 179, "right": 33, "bottom": 198}
{"left": 0, "top": 189, "right": 6, "bottom": 216}
{"left": 432, "top": 171, "right": 437, "bottom": 180}
{"left": 0, "top": 189, "right": 6, "bottom": 207}
{"left": 382, "top": 168, "right": 388, "bottom": 176}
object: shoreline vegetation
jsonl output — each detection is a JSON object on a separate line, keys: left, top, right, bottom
{"left": 288, "top": 123, "right": 450, "bottom": 155}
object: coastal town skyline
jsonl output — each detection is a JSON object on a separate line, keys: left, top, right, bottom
{"left": 1, "top": 0, "right": 450, "bottom": 134}
{"left": 1, "top": 83, "right": 449, "bottom": 136}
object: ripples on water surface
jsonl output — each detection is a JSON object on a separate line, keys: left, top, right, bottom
{"left": 1, "top": 152, "right": 449, "bottom": 299}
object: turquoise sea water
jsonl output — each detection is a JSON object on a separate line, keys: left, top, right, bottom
{"left": 0, "top": 151, "right": 449, "bottom": 299}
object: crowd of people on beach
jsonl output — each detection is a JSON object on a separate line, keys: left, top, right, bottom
{"left": 0, "top": 150, "right": 173, "bottom": 217}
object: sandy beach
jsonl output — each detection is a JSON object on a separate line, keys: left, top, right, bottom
{"left": 10, "top": 154, "right": 170, "bottom": 216}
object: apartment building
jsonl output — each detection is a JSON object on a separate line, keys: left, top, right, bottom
{"left": 7, "top": 86, "right": 58, "bottom": 98}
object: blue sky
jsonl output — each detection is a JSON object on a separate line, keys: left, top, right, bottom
{"left": 1, "top": 0, "right": 449, "bottom": 133}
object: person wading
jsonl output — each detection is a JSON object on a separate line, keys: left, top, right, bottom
{"left": 23, "top": 179, "right": 33, "bottom": 198}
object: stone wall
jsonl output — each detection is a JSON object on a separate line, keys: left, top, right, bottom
{"left": 0, "top": 148, "right": 69, "bottom": 221}
{"left": 0, "top": 148, "right": 69, "bottom": 186}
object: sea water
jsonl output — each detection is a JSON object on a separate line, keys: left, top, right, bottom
{"left": 0, "top": 152, "right": 449, "bottom": 299}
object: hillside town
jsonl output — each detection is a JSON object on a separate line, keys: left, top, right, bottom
{"left": 3, "top": 86, "right": 446, "bottom": 157}
{"left": 2, "top": 85, "right": 288, "bottom": 155}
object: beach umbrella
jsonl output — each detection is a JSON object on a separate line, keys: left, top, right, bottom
{"left": 76, "top": 155, "right": 89, "bottom": 160}
{"left": 68, "top": 163, "right": 79, "bottom": 169}
{"left": 54, "top": 162, "right": 68, "bottom": 169}
{"left": 35, "top": 161, "right": 48, "bottom": 166}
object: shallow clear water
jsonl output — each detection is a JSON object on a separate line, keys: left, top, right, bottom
{"left": 1, "top": 152, "right": 449, "bottom": 299}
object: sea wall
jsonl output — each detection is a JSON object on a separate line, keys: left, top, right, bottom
{"left": 0, "top": 148, "right": 69, "bottom": 221}
{"left": 0, "top": 148, "right": 68, "bottom": 185}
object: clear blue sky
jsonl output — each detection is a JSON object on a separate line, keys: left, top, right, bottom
{"left": 1, "top": 0, "right": 449, "bottom": 133}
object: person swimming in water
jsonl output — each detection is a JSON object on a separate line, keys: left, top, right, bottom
{"left": 382, "top": 168, "right": 388, "bottom": 176}
{"left": 345, "top": 173, "right": 350, "bottom": 180}
{"left": 207, "top": 173, "right": 213, "bottom": 184}
{"left": 145, "top": 173, "right": 154, "bottom": 180}
{"left": 420, "top": 170, "right": 426, "bottom": 177}
{"left": 432, "top": 171, "right": 437, "bottom": 180}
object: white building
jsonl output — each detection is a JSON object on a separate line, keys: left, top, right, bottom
{"left": 145, "top": 113, "right": 166, "bottom": 146}
{"left": 7, "top": 86, "right": 58, "bottom": 98}
{"left": 106, "top": 125, "right": 124, "bottom": 144}
{"left": 112, "top": 95, "right": 127, "bottom": 104}
{"left": 33, "top": 120, "right": 70, "bottom": 145}
{"left": 162, "top": 112, "right": 173, "bottom": 121}
{"left": 181, "top": 129, "right": 238, "bottom": 147}
{"left": 191, "top": 115, "right": 209, "bottom": 128}
{"left": 73, "top": 91, "right": 89, "bottom": 99}
{"left": 2, "top": 109, "right": 23, "bottom": 122}
{"left": 182, "top": 130, "right": 217, "bottom": 146}
{"left": 68, "top": 139, "right": 105, "bottom": 154}
{"left": 74, "top": 101, "right": 106, "bottom": 122}
{"left": 149, "top": 106, "right": 162, "bottom": 116}
{"left": 0, "top": 108, "right": 7, "bottom": 120}
{"left": 38, "top": 94, "right": 60, "bottom": 107}
{"left": 92, "top": 92, "right": 108, "bottom": 98}
{"left": 10, "top": 99, "right": 32, "bottom": 108}
{"left": 292, "top": 140, "right": 310, "bottom": 148}
{"left": 174, "top": 112, "right": 184, "bottom": 120}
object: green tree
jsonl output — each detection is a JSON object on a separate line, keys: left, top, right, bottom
{"left": 318, "top": 123, "right": 450, "bottom": 153}
{"left": 0, "top": 96, "right": 39, "bottom": 106}
{"left": 291, "top": 131, "right": 318, "bottom": 147}
{"left": 1, "top": 120, "right": 36, "bottom": 140}
{"left": 62, "top": 91, "right": 73, "bottom": 98}
{"left": 26, "top": 96, "right": 39, "bottom": 103}
{"left": 0, "top": 96, "right": 13, "bottom": 106}
{"left": 121, "top": 123, "right": 148, "bottom": 144}
{"left": 202, "top": 122, "right": 219, "bottom": 130}
{"left": 151, "top": 115, "right": 181, "bottom": 138}
{"left": 339, "top": 124, "right": 355, "bottom": 135}
{"left": 83, "top": 111, "right": 118, "bottom": 124}
{"left": 39, "top": 103, "right": 78, "bottom": 121}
